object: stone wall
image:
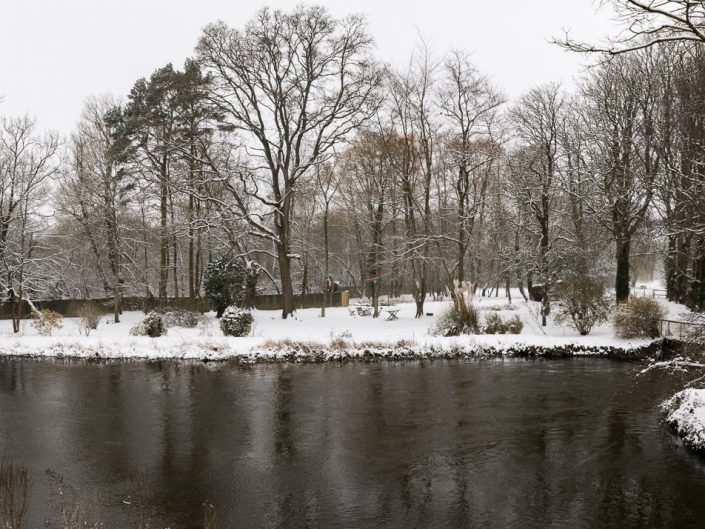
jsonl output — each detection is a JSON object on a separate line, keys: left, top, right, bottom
{"left": 0, "top": 292, "right": 350, "bottom": 319}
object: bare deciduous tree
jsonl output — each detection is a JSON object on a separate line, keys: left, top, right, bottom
{"left": 579, "top": 51, "right": 662, "bottom": 302}
{"left": 196, "top": 6, "right": 382, "bottom": 318}
{"left": 439, "top": 51, "right": 504, "bottom": 284}
{"left": 556, "top": 0, "right": 705, "bottom": 55}
{"left": 59, "top": 97, "right": 132, "bottom": 322}
{"left": 0, "top": 116, "right": 60, "bottom": 331}
{"left": 509, "top": 84, "right": 565, "bottom": 325}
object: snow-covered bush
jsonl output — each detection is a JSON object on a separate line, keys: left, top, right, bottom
{"left": 681, "top": 315, "right": 705, "bottom": 345}
{"left": 553, "top": 277, "right": 611, "bottom": 336}
{"left": 198, "top": 317, "right": 214, "bottom": 337}
{"left": 219, "top": 306, "right": 254, "bottom": 337}
{"left": 434, "top": 284, "right": 479, "bottom": 336}
{"left": 483, "top": 313, "right": 507, "bottom": 334}
{"left": 130, "top": 311, "right": 166, "bottom": 338}
{"left": 163, "top": 310, "right": 201, "bottom": 328}
{"left": 203, "top": 255, "right": 246, "bottom": 318}
{"left": 129, "top": 322, "right": 145, "bottom": 336}
{"left": 78, "top": 303, "right": 103, "bottom": 336}
{"left": 483, "top": 313, "right": 524, "bottom": 334}
{"left": 662, "top": 388, "right": 705, "bottom": 451}
{"left": 504, "top": 315, "right": 524, "bottom": 334}
{"left": 613, "top": 297, "right": 665, "bottom": 339}
{"left": 31, "top": 309, "right": 63, "bottom": 336}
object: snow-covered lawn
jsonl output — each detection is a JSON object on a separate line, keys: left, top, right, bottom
{"left": 0, "top": 289, "right": 684, "bottom": 362}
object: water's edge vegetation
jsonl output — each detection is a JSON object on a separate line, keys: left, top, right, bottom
{"left": 0, "top": 337, "right": 680, "bottom": 365}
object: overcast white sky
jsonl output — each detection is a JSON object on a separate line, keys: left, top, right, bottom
{"left": 0, "top": 0, "right": 618, "bottom": 135}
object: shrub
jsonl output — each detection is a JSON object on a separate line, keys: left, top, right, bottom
{"left": 483, "top": 312, "right": 507, "bottom": 334}
{"left": 78, "top": 303, "right": 103, "bottom": 336}
{"left": 31, "top": 309, "right": 63, "bottom": 336}
{"left": 434, "top": 284, "right": 480, "bottom": 337}
{"left": 198, "top": 317, "right": 214, "bottom": 337}
{"left": 681, "top": 315, "right": 705, "bottom": 346}
{"left": 504, "top": 315, "right": 524, "bottom": 334}
{"left": 483, "top": 313, "right": 524, "bottom": 335}
{"left": 129, "top": 311, "right": 166, "bottom": 338}
{"left": 203, "top": 255, "right": 246, "bottom": 318}
{"left": 220, "top": 306, "right": 254, "bottom": 337}
{"left": 162, "top": 310, "right": 200, "bottom": 328}
{"left": 612, "top": 297, "right": 666, "bottom": 339}
{"left": 553, "top": 277, "right": 612, "bottom": 336}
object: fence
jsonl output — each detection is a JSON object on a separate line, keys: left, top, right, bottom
{"left": 659, "top": 318, "right": 703, "bottom": 341}
{"left": 251, "top": 291, "right": 349, "bottom": 311}
{"left": 0, "top": 297, "right": 208, "bottom": 320}
{"left": 0, "top": 291, "right": 350, "bottom": 320}
{"left": 631, "top": 287, "right": 667, "bottom": 299}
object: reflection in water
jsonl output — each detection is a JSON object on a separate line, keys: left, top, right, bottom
{"left": 0, "top": 358, "right": 704, "bottom": 528}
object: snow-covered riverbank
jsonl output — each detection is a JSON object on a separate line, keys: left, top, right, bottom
{"left": 0, "top": 296, "right": 668, "bottom": 362}
{"left": 662, "top": 388, "right": 705, "bottom": 451}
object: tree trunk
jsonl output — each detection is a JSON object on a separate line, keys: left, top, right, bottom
{"left": 188, "top": 222, "right": 195, "bottom": 299}
{"left": 105, "top": 199, "right": 121, "bottom": 323}
{"left": 195, "top": 234, "right": 203, "bottom": 295}
{"left": 114, "top": 282, "right": 121, "bottom": 324}
{"left": 415, "top": 295, "right": 424, "bottom": 319}
{"left": 172, "top": 233, "right": 179, "bottom": 299}
{"left": 141, "top": 206, "right": 152, "bottom": 300}
{"left": 300, "top": 261, "right": 308, "bottom": 310}
{"left": 10, "top": 296, "right": 20, "bottom": 334}
{"left": 321, "top": 208, "right": 329, "bottom": 318}
{"left": 457, "top": 230, "right": 465, "bottom": 284}
{"left": 277, "top": 245, "right": 295, "bottom": 319}
{"left": 188, "top": 152, "right": 197, "bottom": 300}
{"left": 159, "top": 171, "right": 169, "bottom": 306}
{"left": 541, "top": 295, "right": 549, "bottom": 327}
{"left": 665, "top": 234, "right": 677, "bottom": 300}
{"left": 518, "top": 278, "right": 528, "bottom": 302}
{"left": 615, "top": 237, "right": 631, "bottom": 303}
{"left": 666, "top": 233, "right": 691, "bottom": 304}
{"left": 687, "top": 236, "right": 705, "bottom": 311}
{"left": 244, "top": 266, "right": 257, "bottom": 309}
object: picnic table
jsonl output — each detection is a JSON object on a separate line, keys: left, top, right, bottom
{"left": 384, "top": 306, "right": 400, "bottom": 320}
{"left": 356, "top": 305, "right": 372, "bottom": 317}
{"left": 348, "top": 304, "right": 399, "bottom": 319}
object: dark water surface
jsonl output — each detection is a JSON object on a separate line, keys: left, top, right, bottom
{"left": 0, "top": 358, "right": 704, "bottom": 529}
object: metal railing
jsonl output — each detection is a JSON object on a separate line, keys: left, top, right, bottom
{"left": 659, "top": 318, "right": 703, "bottom": 341}
{"left": 630, "top": 286, "right": 667, "bottom": 298}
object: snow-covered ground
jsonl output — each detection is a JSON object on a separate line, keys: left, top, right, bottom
{"left": 0, "top": 288, "right": 686, "bottom": 362}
